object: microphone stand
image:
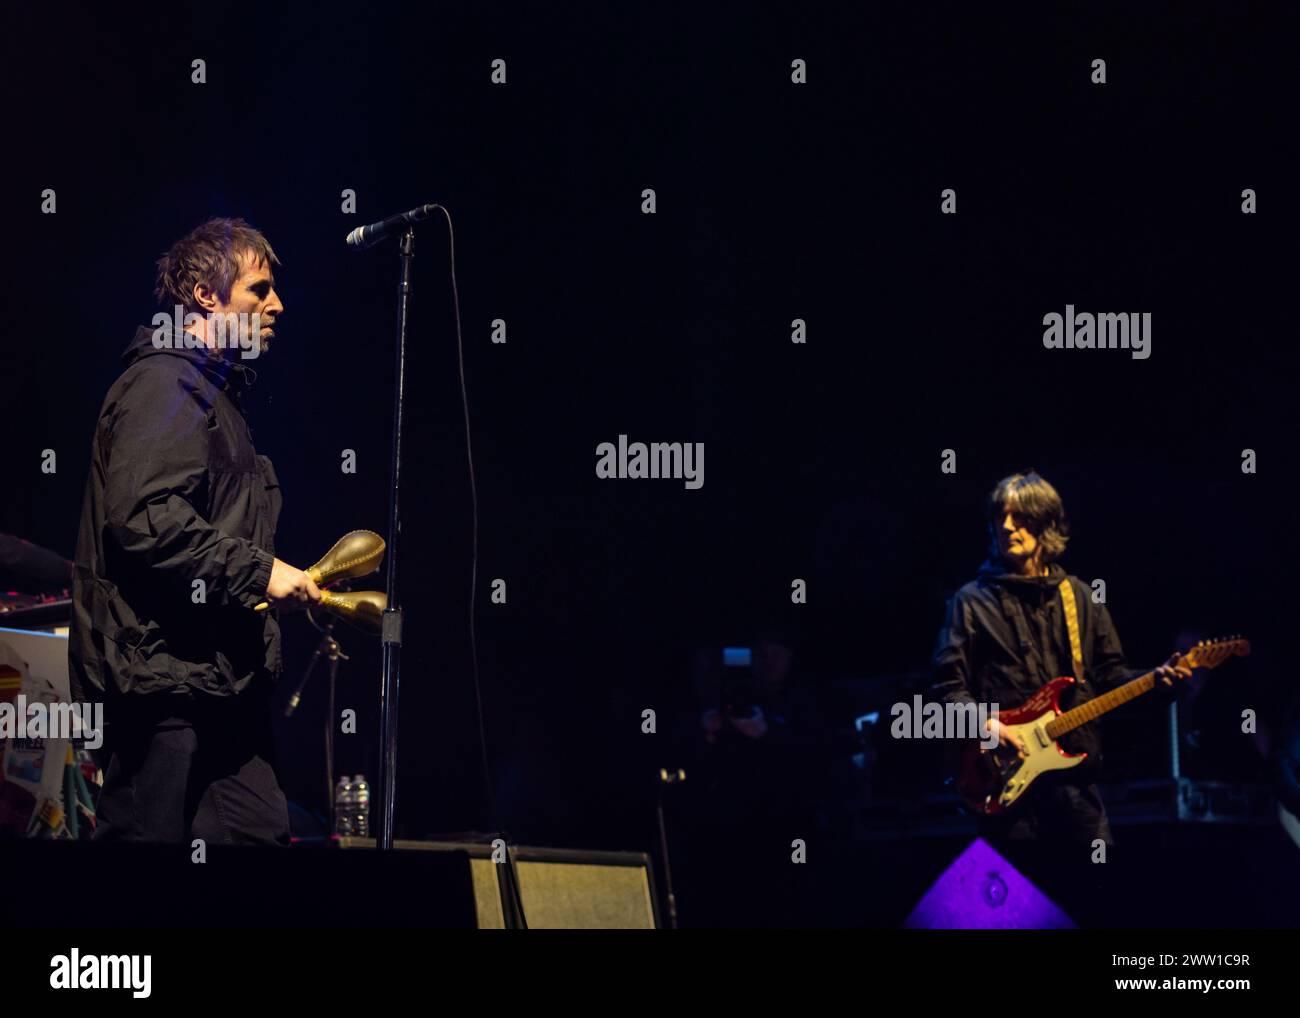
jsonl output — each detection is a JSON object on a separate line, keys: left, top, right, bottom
{"left": 283, "top": 606, "right": 349, "bottom": 837}
{"left": 656, "top": 768, "right": 685, "bottom": 929}
{"left": 376, "top": 226, "right": 415, "bottom": 850}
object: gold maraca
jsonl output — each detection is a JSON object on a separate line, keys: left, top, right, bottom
{"left": 253, "top": 529, "right": 386, "bottom": 612}
{"left": 316, "top": 589, "right": 387, "bottom": 633}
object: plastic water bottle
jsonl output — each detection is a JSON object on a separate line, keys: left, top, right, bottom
{"left": 352, "top": 775, "right": 370, "bottom": 838}
{"left": 334, "top": 775, "right": 354, "bottom": 837}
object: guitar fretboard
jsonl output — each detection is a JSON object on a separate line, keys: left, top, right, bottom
{"left": 1045, "top": 670, "right": 1157, "bottom": 738}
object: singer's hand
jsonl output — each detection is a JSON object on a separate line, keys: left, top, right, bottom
{"left": 266, "top": 558, "right": 323, "bottom": 611}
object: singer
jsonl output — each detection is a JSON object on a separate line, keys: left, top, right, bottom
{"left": 69, "top": 217, "right": 323, "bottom": 845}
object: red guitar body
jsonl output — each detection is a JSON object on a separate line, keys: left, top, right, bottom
{"left": 954, "top": 676, "right": 1088, "bottom": 815}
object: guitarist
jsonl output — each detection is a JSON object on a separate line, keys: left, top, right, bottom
{"left": 929, "top": 471, "right": 1189, "bottom": 914}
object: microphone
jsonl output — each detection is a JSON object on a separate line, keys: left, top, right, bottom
{"left": 345, "top": 203, "right": 439, "bottom": 250}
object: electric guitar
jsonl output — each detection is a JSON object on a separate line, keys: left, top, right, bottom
{"left": 954, "top": 637, "right": 1250, "bottom": 814}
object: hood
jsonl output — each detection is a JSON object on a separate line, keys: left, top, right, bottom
{"left": 122, "top": 324, "right": 258, "bottom": 394}
{"left": 976, "top": 557, "right": 1067, "bottom": 607}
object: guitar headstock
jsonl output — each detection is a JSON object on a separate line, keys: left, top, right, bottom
{"left": 1180, "top": 636, "right": 1250, "bottom": 671}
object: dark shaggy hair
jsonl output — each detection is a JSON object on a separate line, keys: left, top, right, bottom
{"left": 987, "top": 471, "right": 1070, "bottom": 563}
{"left": 154, "top": 217, "right": 280, "bottom": 313}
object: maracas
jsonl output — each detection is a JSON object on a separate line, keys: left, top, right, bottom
{"left": 316, "top": 590, "right": 387, "bottom": 633}
{"left": 253, "top": 529, "right": 385, "bottom": 611}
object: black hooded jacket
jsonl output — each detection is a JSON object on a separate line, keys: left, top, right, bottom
{"left": 929, "top": 558, "right": 1138, "bottom": 767}
{"left": 69, "top": 325, "right": 282, "bottom": 702}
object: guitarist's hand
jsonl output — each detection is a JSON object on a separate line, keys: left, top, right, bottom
{"left": 984, "top": 717, "right": 1026, "bottom": 760}
{"left": 1155, "top": 653, "right": 1194, "bottom": 688}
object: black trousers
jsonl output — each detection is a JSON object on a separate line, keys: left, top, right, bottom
{"left": 90, "top": 683, "right": 290, "bottom": 847}
{"left": 978, "top": 779, "right": 1114, "bottom": 844}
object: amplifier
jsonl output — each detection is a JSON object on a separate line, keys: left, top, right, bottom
{"left": 336, "top": 838, "right": 660, "bottom": 929}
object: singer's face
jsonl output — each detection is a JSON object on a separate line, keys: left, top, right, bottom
{"left": 202, "top": 248, "right": 284, "bottom": 351}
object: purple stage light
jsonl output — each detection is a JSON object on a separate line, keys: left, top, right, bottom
{"left": 904, "top": 837, "right": 1075, "bottom": 929}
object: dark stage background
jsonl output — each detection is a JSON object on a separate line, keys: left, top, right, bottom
{"left": 4, "top": 2, "right": 1297, "bottom": 923}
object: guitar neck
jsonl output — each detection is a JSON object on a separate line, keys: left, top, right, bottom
{"left": 1045, "top": 670, "right": 1158, "bottom": 738}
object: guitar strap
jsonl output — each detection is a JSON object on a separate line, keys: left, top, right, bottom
{"left": 1057, "top": 578, "right": 1085, "bottom": 683}
{"left": 995, "top": 586, "right": 1048, "bottom": 681}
